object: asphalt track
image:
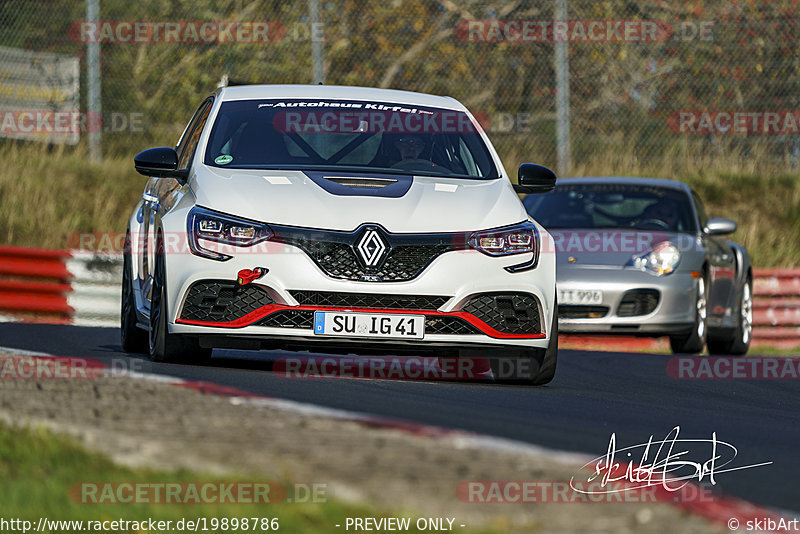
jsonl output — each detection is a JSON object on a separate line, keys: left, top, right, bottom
{"left": 0, "top": 322, "right": 797, "bottom": 513}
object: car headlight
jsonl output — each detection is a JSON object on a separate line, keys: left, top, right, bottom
{"left": 468, "top": 222, "right": 538, "bottom": 257}
{"left": 188, "top": 206, "right": 273, "bottom": 261}
{"left": 629, "top": 242, "right": 680, "bottom": 276}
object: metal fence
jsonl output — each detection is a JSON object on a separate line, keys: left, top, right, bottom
{"left": 2, "top": 0, "right": 800, "bottom": 175}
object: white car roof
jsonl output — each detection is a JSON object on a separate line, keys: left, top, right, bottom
{"left": 217, "top": 84, "right": 465, "bottom": 111}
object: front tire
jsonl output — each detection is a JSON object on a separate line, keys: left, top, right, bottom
{"left": 533, "top": 311, "right": 558, "bottom": 385}
{"left": 149, "top": 236, "right": 212, "bottom": 364}
{"left": 707, "top": 277, "right": 752, "bottom": 356}
{"left": 121, "top": 231, "right": 148, "bottom": 354}
{"left": 670, "top": 274, "right": 707, "bottom": 354}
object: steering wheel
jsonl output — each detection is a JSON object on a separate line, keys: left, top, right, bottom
{"left": 390, "top": 159, "right": 450, "bottom": 173}
{"left": 636, "top": 218, "right": 671, "bottom": 230}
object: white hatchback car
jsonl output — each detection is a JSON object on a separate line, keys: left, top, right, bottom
{"left": 122, "top": 85, "right": 558, "bottom": 384}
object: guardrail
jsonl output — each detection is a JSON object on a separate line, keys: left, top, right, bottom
{"left": 0, "top": 245, "right": 74, "bottom": 320}
{"left": 1, "top": 246, "right": 799, "bottom": 351}
{"left": 752, "top": 268, "right": 800, "bottom": 349}
{"left": 0, "top": 247, "right": 120, "bottom": 326}
{"left": 65, "top": 253, "right": 122, "bottom": 327}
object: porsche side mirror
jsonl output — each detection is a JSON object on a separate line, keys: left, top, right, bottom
{"left": 704, "top": 217, "right": 737, "bottom": 236}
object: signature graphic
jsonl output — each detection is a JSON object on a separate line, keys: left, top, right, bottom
{"left": 570, "top": 426, "right": 772, "bottom": 495}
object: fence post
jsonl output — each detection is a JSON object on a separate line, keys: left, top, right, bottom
{"left": 87, "top": 0, "right": 102, "bottom": 163}
{"left": 310, "top": 0, "right": 324, "bottom": 84}
{"left": 555, "top": 0, "right": 570, "bottom": 176}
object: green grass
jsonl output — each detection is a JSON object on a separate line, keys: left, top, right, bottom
{"left": 1, "top": 140, "right": 798, "bottom": 267}
{"left": 0, "top": 420, "right": 490, "bottom": 533}
{"left": 747, "top": 345, "right": 800, "bottom": 356}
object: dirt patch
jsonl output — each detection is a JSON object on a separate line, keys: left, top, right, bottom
{"left": 0, "top": 353, "right": 724, "bottom": 533}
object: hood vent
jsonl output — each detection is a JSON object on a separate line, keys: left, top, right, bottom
{"left": 306, "top": 171, "right": 412, "bottom": 198}
{"left": 324, "top": 176, "right": 398, "bottom": 189}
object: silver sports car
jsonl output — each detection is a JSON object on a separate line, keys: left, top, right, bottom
{"left": 523, "top": 177, "right": 752, "bottom": 355}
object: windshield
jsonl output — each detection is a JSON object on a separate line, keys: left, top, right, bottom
{"left": 524, "top": 182, "right": 697, "bottom": 233}
{"left": 203, "top": 99, "right": 499, "bottom": 179}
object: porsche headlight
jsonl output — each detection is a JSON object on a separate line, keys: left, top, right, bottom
{"left": 188, "top": 206, "right": 273, "bottom": 261}
{"left": 629, "top": 242, "right": 681, "bottom": 276}
{"left": 469, "top": 222, "right": 538, "bottom": 257}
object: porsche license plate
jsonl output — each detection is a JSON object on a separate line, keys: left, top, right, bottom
{"left": 313, "top": 311, "right": 425, "bottom": 339}
{"left": 558, "top": 289, "right": 603, "bottom": 305}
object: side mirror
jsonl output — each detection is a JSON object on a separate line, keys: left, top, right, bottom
{"left": 515, "top": 164, "right": 557, "bottom": 194}
{"left": 704, "top": 217, "right": 737, "bottom": 236}
{"left": 134, "top": 147, "right": 188, "bottom": 181}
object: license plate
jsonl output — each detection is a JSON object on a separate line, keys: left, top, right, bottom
{"left": 559, "top": 289, "right": 603, "bottom": 305}
{"left": 313, "top": 311, "right": 425, "bottom": 339}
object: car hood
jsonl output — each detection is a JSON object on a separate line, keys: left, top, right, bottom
{"left": 191, "top": 167, "right": 528, "bottom": 232}
{"left": 550, "top": 229, "right": 693, "bottom": 268}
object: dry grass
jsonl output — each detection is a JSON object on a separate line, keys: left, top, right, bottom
{"left": 0, "top": 142, "right": 145, "bottom": 250}
{"left": 0, "top": 141, "right": 797, "bottom": 267}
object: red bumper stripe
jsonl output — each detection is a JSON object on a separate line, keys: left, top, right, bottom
{"left": 176, "top": 305, "right": 546, "bottom": 339}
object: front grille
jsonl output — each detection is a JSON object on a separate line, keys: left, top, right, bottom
{"left": 425, "top": 316, "right": 481, "bottom": 335}
{"left": 299, "top": 241, "right": 451, "bottom": 282}
{"left": 180, "top": 281, "right": 273, "bottom": 322}
{"left": 290, "top": 291, "right": 448, "bottom": 311}
{"left": 617, "top": 289, "right": 660, "bottom": 317}
{"left": 256, "top": 309, "right": 481, "bottom": 335}
{"left": 270, "top": 223, "right": 470, "bottom": 283}
{"left": 381, "top": 245, "right": 452, "bottom": 281}
{"left": 257, "top": 310, "right": 314, "bottom": 329}
{"left": 558, "top": 305, "right": 610, "bottom": 319}
{"left": 461, "top": 293, "right": 541, "bottom": 335}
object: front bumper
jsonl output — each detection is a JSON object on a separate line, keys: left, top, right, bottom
{"left": 556, "top": 266, "right": 697, "bottom": 336}
{"left": 161, "top": 230, "right": 556, "bottom": 351}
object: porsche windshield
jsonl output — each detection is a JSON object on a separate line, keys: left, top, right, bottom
{"left": 204, "top": 99, "right": 498, "bottom": 179}
{"left": 524, "top": 183, "right": 697, "bottom": 233}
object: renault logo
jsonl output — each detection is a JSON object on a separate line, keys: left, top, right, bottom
{"left": 356, "top": 228, "right": 388, "bottom": 267}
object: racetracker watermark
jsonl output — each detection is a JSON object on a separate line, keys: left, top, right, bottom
{"left": 0, "top": 111, "right": 144, "bottom": 134}
{"left": 270, "top": 109, "right": 481, "bottom": 134}
{"left": 70, "top": 230, "right": 697, "bottom": 257}
{"left": 0, "top": 356, "right": 104, "bottom": 380}
{"left": 71, "top": 231, "right": 316, "bottom": 256}
{"left": 75, "top": 231, "right": 477, "bottom": 257}
{"left": 551, "top": 230, "right": 663, "bottom": 255}
{"left": 270, "top": 108, "right": 564, "bottom": 135}
{"left": 667, "top": 357, "right": 800, "bottom": 380}
{"left": 68, "top": 21, "right": 324, "bottom": 44}
{"left": 472, "top": 111, "right": 538, "bottom": 134}
{"left": 456, "top": 480, "right": 715, "bottom": 504}
{"left": 456, "top": 20, "right": 713, "bottom": 43}
{"left": 550, "top": 231, "right": 705, "bottom": 255}
{"left": 668, "top": 111, "right": 800, "bottom": 134}
{"left": 70, "top": 482, "right": 328, "bottom": 504}
{"left": 275, "top": 356, "right": 499, "bottom": 381}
